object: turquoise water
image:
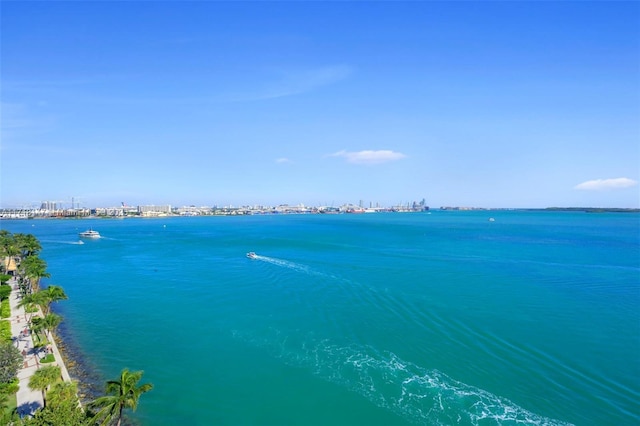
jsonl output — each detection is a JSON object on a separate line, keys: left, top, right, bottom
{"left": 2, "top": 211, "right": 639, "bottom": 425}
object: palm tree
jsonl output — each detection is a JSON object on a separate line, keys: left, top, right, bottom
{"left": 1, "top": 241, "right": 20, "bottom": 276}
{"left": 29, "top": 316, "right": 45, "bottom": 344}
{"left": 28, "top": 365, "right": 61, "bottom": 408}
{"left": 41, "top": 313, "right": 62, "bottom": 341}
{"left": 88, "top": 369, "right": 153, "bottom": 426}
{"left": 25, "top": 380, "right": 90, "bottom": 426}
{"left": 40, "top": 285, "right": 68, "bottom": 315}
{"left": 46, "top": 380, "right": 80, "bottom": 410}
{"left": 22, "top": 234, "right": 42, "bottom": 257}
{"left": 18, "top": 292, "right": 45, "bottom": 323}
{"left": 0, "top": 230, "right": 12, "bottom": 256}
{"left": 21, "top": 256, "right": 50, "bottom": 292}
{"left": 14, "top": 233, "right": 42, "bottom": 257}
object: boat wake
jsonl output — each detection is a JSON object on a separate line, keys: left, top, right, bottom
{"left": 249, "top": 255, "right": 332, "bottom": 280}
{"left": 231, "top": 328, "right": 572, "bottom": 426}
{"left": 41, "top": 240, "right": 86, "bottom": 245}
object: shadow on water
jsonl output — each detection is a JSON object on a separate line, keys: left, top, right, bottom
{"left": 54, "top": 319, "right": 104, "bottom": 403}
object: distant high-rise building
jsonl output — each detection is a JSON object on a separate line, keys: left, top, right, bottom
{"left": 40, "top": 201, "right": 57, "bottom": 210}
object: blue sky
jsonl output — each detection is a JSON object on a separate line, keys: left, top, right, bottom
{"left": 1, "top": 1, "right": 638, "bottom": 209}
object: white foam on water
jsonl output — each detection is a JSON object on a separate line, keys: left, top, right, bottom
{"left": 232, "top": 328, "right": 573, "bottom": 425}
{"left": 41, "top": 240, "right": 86, "bottom": 245}
{"left": 254, "top": 255, "right": 310, "bottom": 272}
{"left": 252, "top": 255, "right": 340, "bottom": 281}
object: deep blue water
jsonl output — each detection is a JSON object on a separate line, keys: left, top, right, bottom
{"left": 2, "top": 211, "right": 639, "bottom": 425}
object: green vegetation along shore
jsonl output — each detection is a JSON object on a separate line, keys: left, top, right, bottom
{"left": 0, "top": 230, "right": 152, "bottom": 425}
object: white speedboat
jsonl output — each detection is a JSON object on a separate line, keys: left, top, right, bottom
{"left": 79, "top": 229, "right": 101, "bottom": 238}
{"left": 246, "top": 252, "right": 257, "bottom": 259}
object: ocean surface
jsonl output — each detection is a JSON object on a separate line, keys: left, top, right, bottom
{"left": 1, "top": 211, "right": 639, "bottom": 425}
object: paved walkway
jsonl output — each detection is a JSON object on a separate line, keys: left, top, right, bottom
{"left": 7, "top": 277, "right": 71, "bottom": 417}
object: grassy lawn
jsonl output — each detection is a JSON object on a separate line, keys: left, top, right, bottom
{"left": 0, "top": 320, "right": 11, "bottom": 343}
{"left": 0, "top": 299, "right": 10, "bottom": 318}
{"left": 40, "top": 354, "right": 55, "bottom": 363}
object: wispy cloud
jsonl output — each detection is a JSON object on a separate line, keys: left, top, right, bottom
{"left": 574, "top": 177, "right": 638, "bottom": 191}
{"left": 275, "top": 157, "right": 292, "bottom": 164}
{"left": 329, "top": 150, "right": 407, "bottom": 165}
{"left": 1, "top": 102, "right": 57, "bottom": 149}
{"left": 2, "top": 102, "right": 35, "bottom": 130}
{"left": 229, "top": 65, "right": 353, "bottom": 102}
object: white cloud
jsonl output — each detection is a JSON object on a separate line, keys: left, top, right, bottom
{"left": 329, "top": 149, "right": 407, "bottom": 165}
{"left": 275, "top": 158, "right": 292, "bottom": 164}
{"left": 574, "top": 177, "right": 638, "bottom": 191}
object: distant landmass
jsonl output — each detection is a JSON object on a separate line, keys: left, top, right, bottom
{"left": 541, "top": 207, "right": 640, "bottom": 213}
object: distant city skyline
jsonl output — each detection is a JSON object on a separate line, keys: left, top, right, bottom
{"left": 1, "top": 2, "right": 639, "bottom": 209}
{"left": 12, "top": 197, "right": 429, "bottom": 211}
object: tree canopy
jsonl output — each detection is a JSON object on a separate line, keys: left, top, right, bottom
{"left": 29, "top": 365, "right": 61, "bottom": 408}
{"left": 0, "top": 341, "right": 22, "bottom": 383}
{"left": 89, "top": 369, "right": 153, "bottom": 426}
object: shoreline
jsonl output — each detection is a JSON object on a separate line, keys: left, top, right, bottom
{"left": 7, "top": 277, "right": 68, "bottom": 415}
{"left": 0, "top": 206, "right": 638, "bottom": 222}
{"left": 51, "top": 316, "right": 103, "bottom": 403}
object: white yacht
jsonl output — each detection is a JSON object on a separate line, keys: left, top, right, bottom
{"left": 79, "top": 229, "right": 101, "bottom": 238}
